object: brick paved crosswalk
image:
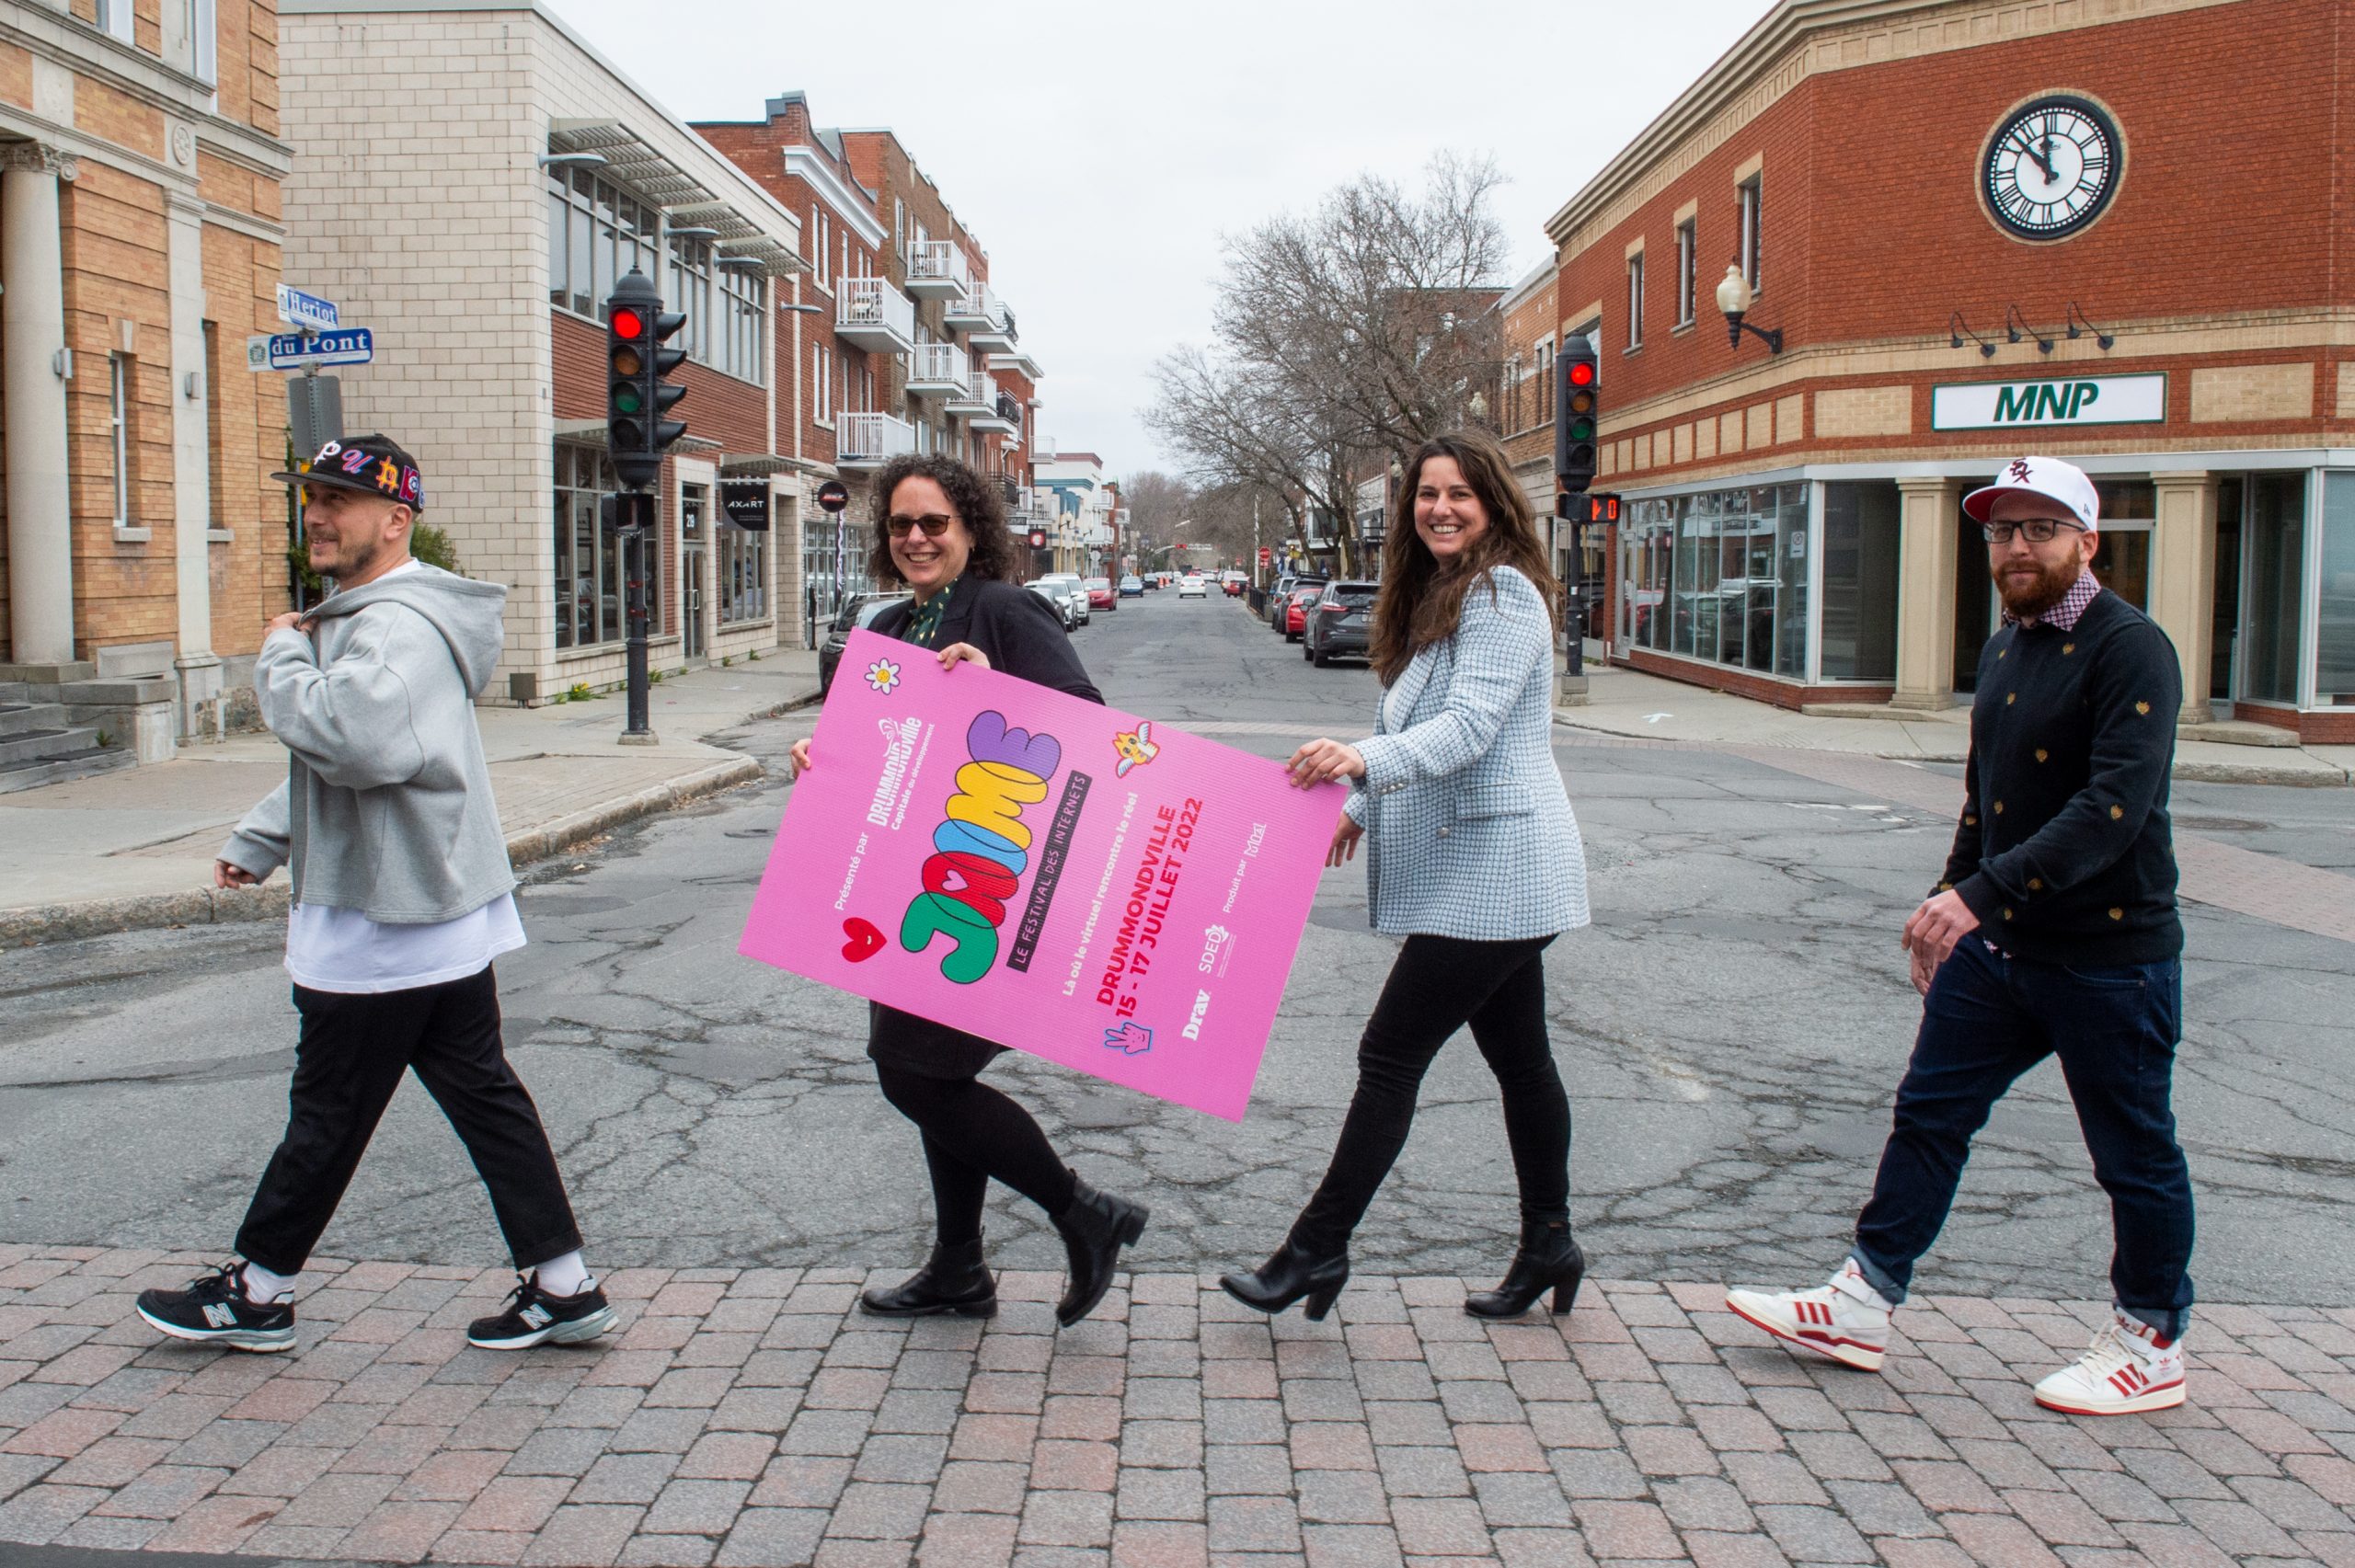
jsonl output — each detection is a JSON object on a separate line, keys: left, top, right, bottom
{"left": 2, "top": 1247, "right": 2350, "bottom": 1565}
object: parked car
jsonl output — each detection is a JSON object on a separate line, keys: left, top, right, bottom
{"left": 1222, "top": 572, "right": 1246, "bottom": 597}
{"left": 1177, "top": 574, "right": 1207, "bottom": 599}
{"left": 818, "top": 591, "right": 913, "bottom": 694}
{"left": 1028, "top": 578, "right": 1079, "bottom": 630}
{"left": 1085, "top": 577, "right": 1116, "bottom": 610}
{"left": 1282, "top": 583, "right": 1326, "bottom": 641}
{"left": 1119, "top": 574, "right": 1144, "bottom": 598}
{"left": 1304, "top": 580, "right": 1378, "bottom": 667}
{"left": 1036, "top": 572, "right": 1089, "bottom": 626}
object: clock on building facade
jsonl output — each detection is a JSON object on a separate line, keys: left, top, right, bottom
{"left": 1982, "top": 94, "right": 2122, "bottom": 240}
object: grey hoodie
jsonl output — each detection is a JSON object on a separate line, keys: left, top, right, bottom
{"left": 221, "top": 562, "right": 516, "bottom": 924}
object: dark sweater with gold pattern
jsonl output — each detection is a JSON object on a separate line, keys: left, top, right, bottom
{"left": 1939, "top": 588, "right": 2184, "bottom": 966}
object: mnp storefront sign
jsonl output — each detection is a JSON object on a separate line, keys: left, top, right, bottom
{"left": 1931, "top": 373, "right": 2165, "bottom": 431}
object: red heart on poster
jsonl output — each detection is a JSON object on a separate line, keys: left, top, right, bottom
{"left": 841, "top": 918, "right": 885, "bottom": 963}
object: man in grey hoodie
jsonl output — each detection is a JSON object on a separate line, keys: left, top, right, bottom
{"left": 134, "top": 435, "right": 613, "bottom": 1354}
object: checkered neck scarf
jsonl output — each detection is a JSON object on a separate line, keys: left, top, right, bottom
{"left": 906, "top": 578, "right": 959, "bottom": 647}
{"left": 2005, "top": 568, "right": 2100, "bottom": 631}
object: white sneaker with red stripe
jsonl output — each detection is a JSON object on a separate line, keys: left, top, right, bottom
{"left": 1725, "top": 1259, "right": 1891, "bottom": 1372}
{"left": 2032, "top": 1310, "right": 2185, "bottom": 1415}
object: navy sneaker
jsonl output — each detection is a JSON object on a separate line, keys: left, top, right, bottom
{"left": 135, "top": 1262, "right": 296, "bottom": 1353}
{"left": 466, "top": 1272, "right": 616, "bottom": 1349}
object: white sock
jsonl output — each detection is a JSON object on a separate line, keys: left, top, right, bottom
{"left": 240, "top": 1261, "right": 295, "bottom": 1305}
{"left": 532, "top": 1250, "right": 591, "bottom": 1298}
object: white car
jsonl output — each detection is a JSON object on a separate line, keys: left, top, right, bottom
{"left": 1178, "top": 575, "right": 1207, "bottom": 599}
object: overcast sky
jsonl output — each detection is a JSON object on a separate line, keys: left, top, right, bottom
{"left": 557, "top": 0, "right": 1774, "bottom": 481}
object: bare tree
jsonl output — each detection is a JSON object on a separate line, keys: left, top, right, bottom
{"left": 1119, "top": 470, "right": 1190, "bottom": 567}
{"left": 1145, "top": 153, "right": 1510, "bottom": 575}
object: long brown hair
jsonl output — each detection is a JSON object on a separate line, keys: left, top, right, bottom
{"left": 865, "top": 452, "right": 1020, "bottom": 588}
{"left": 1368, "top": 431, "right": 1560, "bottom": 684}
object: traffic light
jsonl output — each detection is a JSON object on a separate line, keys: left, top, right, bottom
{"left": 1562, "top": 492, "right": 1620, "bottom": 525}
{"left": 606, "top": 269, "right": 687, "bottom": 493}
{"left": 1554, "top": 338, "right": 1600, "bottom": 495}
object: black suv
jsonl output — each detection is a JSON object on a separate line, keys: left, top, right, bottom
{"left": 1304, "top": 580, "right": 1377, "bottom": 667}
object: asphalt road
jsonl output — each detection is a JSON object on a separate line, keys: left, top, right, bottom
{"left": 5, "top": 589, "right": 2351, "bottom": 1312}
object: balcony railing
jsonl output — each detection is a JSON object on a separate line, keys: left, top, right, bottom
{"left": 906, "top": 342, "right": 971, "bottom": 398}
{"left": 835, "top": 276, "right": 915, "bottom": 353}
{"left": 905, "top": 240, "right": 973, "bottom": 301}
{"left": 836, "top": 411, "right": 915, "bottom": 469}
{"left": 972, "top": 378, "right": 1020, "bottom": 434}
{"left": 947, "top": 367, "right": 996, "bottom": 418}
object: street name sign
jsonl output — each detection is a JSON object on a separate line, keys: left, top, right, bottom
{"left": 266, "top": 328, "right": 373, "bottom": 370}
{"left": 275, "top": 284, "right": 340, "bottom": 334}
{"left": 1931, "top": 372, "right": 2165, "bottom": 430}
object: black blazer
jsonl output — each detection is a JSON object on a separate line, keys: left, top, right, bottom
{"left": 865, "top": 575, "right": 1102, "bottom": 1079}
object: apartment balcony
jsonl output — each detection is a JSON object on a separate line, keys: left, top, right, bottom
{"left": 972, "top": 383, "right": 1020, "bottom": 434}
{"left": 968, "top": 289, "right": 1017, "bottom": 354}
{"left": 905, "top": 239, "right": 973, "bottom": 301}
{"left": 835, "top": 411, "right": 915, "bottom": 471}
{"left": 942, "top": 282, "right": 998, "bottom": 335}
{"left": 835, "top": 276, "right": 915, "bottom": 354}
{"left": 906, "top": 342, "right": 971, "bottom": 400}
{"left": 945, "top": 368, "right": 996, "bottom": 418}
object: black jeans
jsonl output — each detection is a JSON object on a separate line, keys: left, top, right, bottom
{"left": 874, "top": 1065, "right": 1079, "bottom": 1248}
{"left": 1853, "top": 938, "right": 2194, "bottom": 1338}
{"left": 235, "top": 966, "right": 583, "bottom": 1276}
{"left": 1292, "top": 933, "right": 1568, "bottom": 1253}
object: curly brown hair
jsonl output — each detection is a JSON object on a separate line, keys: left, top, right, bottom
{"left": 864, "top": 453, "right": 1020, "bottom": 589}
{"left": 1368, "top": 431, "right": 1561, "bottom": 685}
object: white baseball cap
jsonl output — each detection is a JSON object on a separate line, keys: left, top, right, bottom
{"left": 1962, "top": 455, "right": 2099, "bottom": 533}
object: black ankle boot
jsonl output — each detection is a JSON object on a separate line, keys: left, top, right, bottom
{"left": 1220, "top": 1236, "right": 1350, "bottom": 1321}
{"left": 859, "top": 1237, "right": 997, "bottom": 1318}
{"left": 1051, "top": 1176, "right": 1148, "bottom": 1328}
{"left": 1464, "top": 1219, "right": 1586, "bottom": 1318}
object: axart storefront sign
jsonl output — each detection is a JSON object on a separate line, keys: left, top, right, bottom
{"left": 1931, "top": 372, "right": 2166, "bottom": 431}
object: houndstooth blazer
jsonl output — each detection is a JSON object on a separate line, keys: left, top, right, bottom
{"left": 1342, "top": 566, "right": 1591, "bottom": 941}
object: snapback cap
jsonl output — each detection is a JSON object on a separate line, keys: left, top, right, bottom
{"left": 1962, "top": 454, "right": 2097, "bottom": 533}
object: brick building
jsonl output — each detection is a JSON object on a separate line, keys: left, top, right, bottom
{"left": 696, "top": 95, "right": 1046, "bottom": 636}
{"left": 1, "top": 0, "right": 292, "bottom": 783}
{"left": 278, "top": 0, "right": 805, "bottom": 704}
{"left": 1544, "top": 0, "right": 2354, "bottom": 738}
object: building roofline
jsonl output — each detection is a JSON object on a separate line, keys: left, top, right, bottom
{"left": 1543, "top": 0, "right": 1966, "bottom": 248}
{"left": 1496, "top": 257, "right": 1557, "bottom": 315}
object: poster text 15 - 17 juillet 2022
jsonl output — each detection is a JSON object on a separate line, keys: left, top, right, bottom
{"left": 739, "top": 628, "right": 1344, "bottom": 1120}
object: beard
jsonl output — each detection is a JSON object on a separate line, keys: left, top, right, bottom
{"left": 1993, "top": 552, "right": 2083, "bottom": 620}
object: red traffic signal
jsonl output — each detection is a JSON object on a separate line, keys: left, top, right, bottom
{"left": 1557, "top": 491, "right": 1621, "bottom": 525}
{"left": 1554, "top": 338, "right": 1601, "bottom": 496}
{"left": 1028, "top": 529, "right": 1047, "bottom": 549}
{"left": 606, "top": 269, "right": 688, "bottom": 493}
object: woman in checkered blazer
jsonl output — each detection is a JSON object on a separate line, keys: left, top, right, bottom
{"left": 1222, "top": 432, "right": 1591, "bottom": 1323}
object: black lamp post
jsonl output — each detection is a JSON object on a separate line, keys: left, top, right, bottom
{"left": 1715, "top": 266, "right": 1783, "bottom": 354}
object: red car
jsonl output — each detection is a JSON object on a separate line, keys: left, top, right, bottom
{"left": 1085, "top": 578, "right": 1115, "bottom": 609}
{"left": 1223, "top": 576, "right": 1246, "bottom": 597}
{"left": 1283, "top": 586, "right": 1322, "bottom": 640}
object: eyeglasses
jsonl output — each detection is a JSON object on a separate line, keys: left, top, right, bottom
{"left": 1981, "top": 519, "right": 2086, "bottom": 544}
{"left": 886, "top": 513, "right": 958, "bottom": 539}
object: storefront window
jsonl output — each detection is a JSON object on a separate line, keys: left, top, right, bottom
{"left": 718, "top": 519, "right": 768, "bottom": 624}
{"left": 1821, "top": 480, "right": 1901, "bottom": 681}
{"left": 1624, "top": 484, "right": 1809, "bottom": 675}
{"left": 2243, "top": 473, "right": 2306, "bottom": 704}
{"left": 2317, "top": 471, "right": 2355, "bottom": 707}
{"left": 2090, "top": 481, "right": 2154, "bottom": 609}
{"left": 553, "top": 442, "right": 663, "bottom": 649}
{"left": 1622, "top": 502, "right": 1672, "bottom": 651}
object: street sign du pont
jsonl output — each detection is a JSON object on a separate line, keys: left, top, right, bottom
{"left": 267, "top": 328, "right": 373, "bottom": 370}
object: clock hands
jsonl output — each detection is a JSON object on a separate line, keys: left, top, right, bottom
{"left": 2008, "top": 129, "right": 2059, "bottom": 183}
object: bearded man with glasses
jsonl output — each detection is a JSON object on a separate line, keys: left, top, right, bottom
{"left": 1729, "top": 455, "right": 2198, "bottom": 1417}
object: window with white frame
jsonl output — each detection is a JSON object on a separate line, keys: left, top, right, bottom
{"left": 96, "top": 0, "right": 134, "bottom": 42}
{"left": 1626, "top": 252, "right": 1645, "bottom": 351}
{"left": 192, "top": 0, "right": 216, "bottom": 83}
{"left": 718, "top": 514, "right": 767, "bottom": 624}
{"left": 1534, "top": 337, "right": 1555, "bottom": 425}
{"left": 668, "top": 236, "right": 712, "bottom": 363}
{"left": 546, "top": 167, "right": 658, "bottom": 321}
{"left": 812, "top": 343, "right": 832, "bottom": 423}
{"left": 1675, "top": 219, "right": 1696, "bottom": 326}
{"left": 1739, "top": 177, "right": 1763, "bottom": 294}
{"left": 108, "top": 353, "right": 132, "bottom": 528}
{"left": 718, "top": 263, "right": 764, "bottom": 383}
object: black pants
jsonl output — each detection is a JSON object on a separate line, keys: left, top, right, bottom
{"left": 235, "top": 966, "right": 583, "bottom": 1276}
{"left": 1292, "top": 933, "right": 1568, "bottom": 1253}
{"left": 874, "top": 1064, "right": 1078, "bottom": 1248}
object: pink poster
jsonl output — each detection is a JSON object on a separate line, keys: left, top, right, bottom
{"left": 739, "top": 628, "right": 1343, "bottom": 1120}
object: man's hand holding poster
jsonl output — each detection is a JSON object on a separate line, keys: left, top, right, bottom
{"left": 741, "top": 628, "right": 1340, "bottom": 1120}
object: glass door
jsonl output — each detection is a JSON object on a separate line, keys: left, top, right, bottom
{"left": 682, "top": 485, "right": 708, "bottom": 661}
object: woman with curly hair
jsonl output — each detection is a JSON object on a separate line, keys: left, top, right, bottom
{"left": 787, "top": 452, "right": 1148, "bottom": 1327}
{"left": 1221, "top": 431, "right": 1593, "bottom": 1322}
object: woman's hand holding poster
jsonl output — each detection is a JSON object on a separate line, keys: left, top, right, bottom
{"left": 740, "top": 628, "right": 1341, "bottom": 1119}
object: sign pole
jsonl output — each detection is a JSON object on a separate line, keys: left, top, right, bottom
{"left": 612, "top": 491, "right": 656, "bottom": 745}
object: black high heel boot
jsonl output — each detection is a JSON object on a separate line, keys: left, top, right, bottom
{"left": 1464, "top": 1220, "right": 1587, "bottom": 1318}
{"left": 1051, "top": 1176, "right": 1149, "bottom": 1328}
{"left": 859, "top": 1237, "right": 997, "bottom": 1318}
{"left": 1220, "top": 1237, "right": 1350, "bottom": 1322}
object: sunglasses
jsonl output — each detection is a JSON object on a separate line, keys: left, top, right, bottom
{"left": 1981, "top": 519, "right": 2086, "bottom": 544}
{"left": 886, "top": 513, "right": 959, "bottom": 539}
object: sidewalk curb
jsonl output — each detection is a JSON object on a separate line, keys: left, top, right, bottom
{"left": 1, "top": 755, "right": 766, "bottom": 948}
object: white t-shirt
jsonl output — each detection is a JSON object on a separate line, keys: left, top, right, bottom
{"left": 280, "top": 559, "right": 525, "bottom": 994}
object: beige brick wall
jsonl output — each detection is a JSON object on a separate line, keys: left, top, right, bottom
{"left": 2340, "top": 362, "right": 2355, "bottom": 421}
{"left": 1775, "top": 393, "right": 1805, "bottom": 443}
{"left": 1813, "top": 385, "right": 1913, "bottom": 438}
{"left": 2189, "top": 362, "right": 2314, "bottom": 423}
{"left": 1745, "top": 402, "right": 1774, "bottom": 449}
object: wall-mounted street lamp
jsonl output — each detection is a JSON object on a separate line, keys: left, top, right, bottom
{"left": 1715, "top": 266, "right": 1782, "bottom": 354}
{"left": 2005, "top": 304, "right": 2055, "bottom": 354}
{"left": 536, "top": 153, "right": 608, "bottom": 170}
{"left": 2065, "top": 303, "right": 2115, "bottom": 350}
{"left": 1949, "top": 312, "right": 1997, "bottom": 358}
